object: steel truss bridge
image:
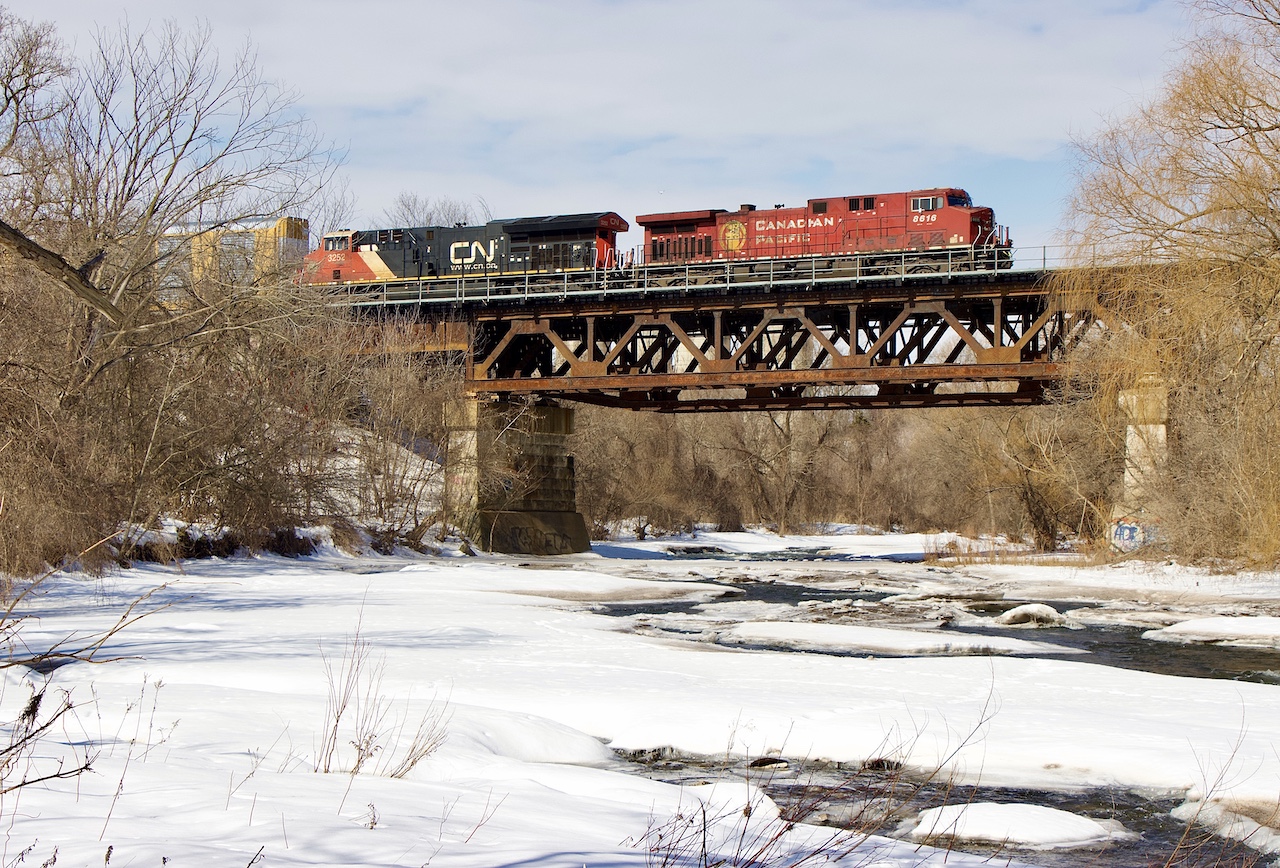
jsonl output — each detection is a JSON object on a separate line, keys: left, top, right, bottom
{"left": 341, "top": 247, "right": 1090, "bottom": 412}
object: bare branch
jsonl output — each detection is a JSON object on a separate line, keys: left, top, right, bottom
{"left": 0, "top": 216, "right": 122, "bottom": 321}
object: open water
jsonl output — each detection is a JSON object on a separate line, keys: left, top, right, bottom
{"left": 600, "top": 557, "right": 1280, "bottom": 867}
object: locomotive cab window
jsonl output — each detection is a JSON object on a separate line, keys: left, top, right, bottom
{"left": 947, "top": 193, "right": 972, "bottom": 207}
{"left": 811, "top": 201, "right": 828, "bottom": 214}
{"left": 323, "top": 235, "right": 350, "bottom": 251}
{"left": 911, "top": 196, "right": 941, "bottom": 212}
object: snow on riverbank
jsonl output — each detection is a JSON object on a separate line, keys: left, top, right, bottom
{"left": 9, "top": 529, "right": 1280, "bottom": 865}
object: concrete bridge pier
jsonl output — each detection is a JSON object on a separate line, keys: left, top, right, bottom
{"left": 1110, "top": 375, "right": 1168, "bottom": 550}
{"left": 443, "top": 398, "right": 590, "bottom": 555}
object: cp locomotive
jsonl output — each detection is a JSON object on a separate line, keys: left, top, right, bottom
{"left": 299, "top": 187, "right": 1009, "bottom": 286}
{"left": 637, "top": 187, "right": 1009, "bottom": 269}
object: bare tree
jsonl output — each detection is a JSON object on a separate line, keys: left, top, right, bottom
{"left": 699, "top": 412, "right": 845, "bottom": 536}
{"left": 0, "top": 17, "right": 356, "bottom": 573}
{"left": 572, "top": 407, "right": 706, "bottom": 538}
{"left": 345, "top": 322, "right": 463, "bottom": 550}
{"left": 380, "top": 191, "right": 491, "bottom": 228}
{"left": 50, "top": 22, "right": 332, "bottom": 307}
{"left": 307, "top": 173, "right": 356, "bottom": 242}
{"left": 0, "top": 9, "right": 64, "bottom": 167}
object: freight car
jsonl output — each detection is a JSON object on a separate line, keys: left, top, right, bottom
{"left": 636, "top": 187, "right": 1010, "bottom": 272}
{"left": 301, "top": 212, "right": 629, "bottom": 285}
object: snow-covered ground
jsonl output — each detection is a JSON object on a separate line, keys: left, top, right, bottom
{"left": 8, "top": 529, "right": 1280, "bottom": 866}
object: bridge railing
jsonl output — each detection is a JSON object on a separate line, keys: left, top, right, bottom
{"left": 337, "top": 245, "right": 1079, "bottom": 309}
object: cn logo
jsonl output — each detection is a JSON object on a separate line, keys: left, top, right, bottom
{"left": 450, "top": 240, "right": 497, "bottom": 265}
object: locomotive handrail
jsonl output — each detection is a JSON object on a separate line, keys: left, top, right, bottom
{"left": 333, "top": 245, "right": 1079, "bottom": 309}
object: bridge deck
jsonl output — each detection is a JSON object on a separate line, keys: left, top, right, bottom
{"left": 334, "top": 248, "right": 1059, "bottom": 314}
{"left": 339, "top": 252, "right": 1088, "bottom": 412}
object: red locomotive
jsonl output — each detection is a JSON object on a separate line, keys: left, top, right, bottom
{"left": 636, "top": 187, "right": 1009, "bottom": 269}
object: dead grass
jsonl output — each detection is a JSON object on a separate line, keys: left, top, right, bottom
{"left": 315, "top": 616, "right": 449, "bottom": 784}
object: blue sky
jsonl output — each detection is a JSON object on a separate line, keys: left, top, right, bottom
{"left": 24, "top": 1, "right": 1189, "bottom": 249}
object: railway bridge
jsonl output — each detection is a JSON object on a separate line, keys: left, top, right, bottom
{"left": 338, "top": 250, "right": 1124, "bottom": 554}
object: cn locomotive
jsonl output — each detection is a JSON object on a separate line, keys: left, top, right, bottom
{"left": 302, "top": 212, "right": 631, "bottom": 285}
{"left": 299, "top": 187, "right": 1009, "bottom": 286}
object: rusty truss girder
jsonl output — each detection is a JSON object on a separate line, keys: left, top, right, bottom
{"left": 465, "top": 279, "right": 1093, "bottom": 412}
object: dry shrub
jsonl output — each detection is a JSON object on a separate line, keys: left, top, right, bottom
{"left": 0, "top": 16, "right": 465, "bottom": 577}
{"left": 329, "top": 320, "right": 463, "bottom": 547}
{"left": 1051, "top": 261, "right": 1280, "bottom": 560}
{"left": 888, "top": 406, "right": 1116, "bottom": 549}
{"left": 572, "top": 408, "right": 705, "bottom": 538}
{"left": 316, "top": 619, "right": 448, "bottom": 781}
{"left": 0, "top": 270, "right": 364, "bottom": 574}
{"left": 572, "top": 401, "right": 1113, "bottom": 549}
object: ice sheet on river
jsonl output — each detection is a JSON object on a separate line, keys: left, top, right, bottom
{"left": 902, "top": 802, "right": 1134, "bottom": 849}
{"left": 1145, "top": 615, "right": 1280, "bottom": 647}
{"left": 718, "top": 620, "right": 1086, "bottom": 656}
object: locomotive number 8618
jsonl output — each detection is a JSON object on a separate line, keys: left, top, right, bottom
{"left": 636, "top": 187, "right": 1010, "bottom": 272}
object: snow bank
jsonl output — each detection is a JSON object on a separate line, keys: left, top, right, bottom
{"left": 1172, "top": 800, "right": 1280, "bottom": 854}
{"left": 1063, "top": 607, "right": 1192, "bottom": 629}
{"left": 444, "top": 704, "right": 616, "bottom": 764}
{"left": 903, "top": 802, "right": 1133, "bottom": 849}
{"left": 995, "top": 603, "right": 1065, "bottom": 627}
{"left": 1145, "top": 616, "right": 1280, "bottom": 647}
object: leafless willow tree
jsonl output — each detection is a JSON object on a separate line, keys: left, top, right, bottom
{"left": 1055, "top": 0, "right": 1280, "bottom": 559}
{"left": 1067, "top": 0, "right": 1280, "bottom": 263}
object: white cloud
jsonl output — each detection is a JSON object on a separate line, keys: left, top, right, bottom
{"left": 9, "top": 0, "right": 1187, "bottom": 245}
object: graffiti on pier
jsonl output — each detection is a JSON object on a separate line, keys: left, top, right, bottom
{"left": 1110, "top": 514, "right": 1161, "bottom": 553}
